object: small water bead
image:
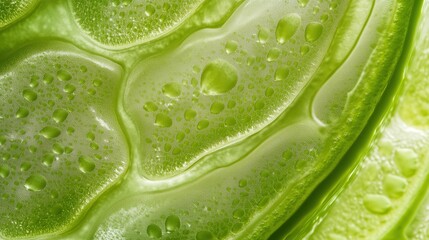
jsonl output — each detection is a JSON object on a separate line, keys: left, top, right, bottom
{"left": 146, "top": 224, "right": 162, "bottom": 238}
{"left": 276, "top": 13, "right": 301, "bottom": 44}
{"left": 22, "top": 89, "right": 37, "bottom": 102}
{"left": 267, "top": 48, "right": 281, "bottom": 62}
{"left": 80, "top": 66, "right": 87, "bottom": 72}
{"left": 78, "top": 156, "right": 96, "bottom": 173}
{"left": 225, "top": 40, "right": 238, "bottom": 54}
{"left": 43, "top": 74, "right": 54, "bottom": 84}
{"left": 297, "top": 0, "right": 309, "bottom": 7}
{"left": 20, "top": 162, "right": 32, "bottom": 172}
{"left": 52, "top": 109, "right": 69, "bottom": 123}
{"left": 172, "top": 148, "right": 181, "bottom": 155}
{"left": 90, "top": 142, "right": 99, "bottom": 150}
{"left": 257, "top": 27, "right": 270, "bottom": 44}
{"left": 42, "top": 154, "right": 55, "bottom": 167}
{"left": 201, "top": 59, "right": 238, "bottom": 95}
{"left": 196, "top": 231, "right": 216, "bottom": 240}
{"left": 52, "top": 143, "right": 65, "bottom": 154}
{"left": 86, "top": 132, "right": 95, "bottom": 141}
{"left": 265, "top": 87, "right": 274, "bottom": 97}
{"left": 145, "top": 4, "right": 156, "bottom": 16}
{"left": 197, "top": 119, "right": 209, "bottom": 130}
{"left": 30, "top": 76, "right": 39, "bottom": 88}
{"left": 92, "top": 79, "right": 102, "bottom": 87}
{"left": 227, "top": 100, "right": 236, "bottom": 108}
{"left": 275, "top": 66, "right": 290, "bottom": 81}
{"left": 300, "top": 45, "right": 310, "bottom": 55}
{"left": 155, "top": 113, "right": 173, "bottom": 127}
{"left": 239, "top": 179, "right": 247, "bottom": 188}
{"left": 15, "top": 107, "right": 29, "bottom": 118}
{"left": 24, "top": 174, "right": 47, "bottom": 191}
{"left": 143, "top": 102, "right": 158, "bottom": 112}
{"left": 57, "top": 69, "right": 72, "bottom": 81}
{"left": 233, "top": 209, "right": 245, "bottom": 219}
{"left": 87, "top": 88, "right": 96, "bottom": 95}
{"left": 176, "top": 132, "right": 185, "bottom": 142}
{"left": 184, "top": 109, "right": 197, "bottom": 121}
{"left": 0, "top": 165, "right": 10, "bottom": 178}
{"left": 210, "top": 102, "right": 225, "bottom": 114}
{"left": 39, "top": 126, "right": 61, "bottom": 139}
{"left": 64, "top": 84, "right": 76, "bottom": 93}
{"left": 165, "top": 215, "right": 180, "bottom": 232}
{"left": 225, "top": 117, "right": 236, "bottom": 126}
{"left": 383, "top": 174, "right": 407, "bottom": 198}
{"left": 162, "top": 82, "right": 181, "bottom": 98}
{"left": 305, "top": 22, "right": 323, "bottom": 42}
{"left": 363, "top": 194, "right": 392, "bottom": 214}
{"left": 254, "top": 100, "right": 265, "bottom": 110}
{"left": 394, "top": 148, "right": 418, "bottom": 177}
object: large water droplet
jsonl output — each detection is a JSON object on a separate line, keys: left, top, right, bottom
{"left": 276, "top": 13, "right": 301, "bottom": 44}
{"left": 52, "top": 109, "right": 69, "bottom": 123}
{"left": 305, "top": 22, "right": 323, "bottom": 42}
{"left": 78, "top": 156, "right": 96, "bottom": 173}
{"left": 42, "top": 154, "right": 55, "bottom": 167}
{"left": 394, "top": 148, "right": 418, "bottom": 177}
{"left": 144, "top": 102, "right": 158, "bottom": 112}
{"left": 225, "top": 40, "right": 238, "bottom": 54}
{"left": 184, "top": 109, "right": 197, "bottom": 121}
{"left": 145, "top": 4, "right": 156, "bottom": 16}
{"left": 155, "top": 113, "right": 173, "bottom": 127}
{"left": 267, "top": 48, "right": 281, "bottom": 62}
{"left": 162, "top": 82, "right": 181, "bottom": 98}
{"left": 165, "top": 215, "right": 180, "bottom": 232}
{"left": 363, "top": 194, "right": 392, "bottom": 214}
{"left": 201, "top": 60, "right": 238, "bottom": 95}
{"left": 258, "top": 27, "right": 270, "bottom": 44}
{"left": 197, "top": 119, "right": 210, "bottom": 130}
{"left": 147, "top": 224, "right": 162, "bottom": 238}
{"left": 22, "top": 89, "right": 37, "bottom": 102}
{"left": 40, "top": 126, "right": 61, "bottom": 139}
{"left": 383, "top": 174, "right": 407, "bottom": 198}
{"left": 24, "top": 174, "right": 47, "bottom": 191}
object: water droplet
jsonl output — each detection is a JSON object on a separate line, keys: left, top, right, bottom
{"left": 239, "top": 179, "right": 247, "bottom": 188}
{"left": 20, "top": 162, "right": 32, "bottom": 172}
{"left": 78, "top": 156, "right": 96, "bottom": 173}
{"left": 276, "top": 13, "right": 301, "bottom": 44}
{"left": 233, "top": 209, "right": 245, "bottom": 219}
{"left": 305, "top": 22, "right": 323, "bottom": 42}
{"left": 210, "top": 102, "right": 225, "bottom": 114}
{"left": 165, "top": 215, "right": 180, "bottom": 232}
{"left": 172, "top": 148, "right": 182, "bottom": 155}
{"left": 24, "top": 174, "right": 47, "bottom": 191}
{"left": 40, "top": 126, "right": 61, "bottom": 139}
{"left": 64, "top": 84, "right": 76, "bottom": 93}
{"left": 147, "top": 224, "right": 162, "bottom": 238}
{"left": 196, "top": 231, "right": 216, "bottom": 240}
{"left": 176, "top": 132, "right": 185, "bottom": 142}
{"left": 155, "top": 113, "right": 173, "bottom": 127}
{"left": 22, "top": 89, "right": 37, "bottom": 102}
{"left": 80, "top": 66, "right": 87, "bottom": 72}
{"left": 275, "top": 66, "right": 290, "bottom": 81}
{"left": 52, "top": 143, "right": 64, "bottom": 154}
{"left": 90, "top": 142, "right": 99, "bottom": 150}
{"left": 184, "top": 109, "right": 197, "bottom": 121}
{"left": 267, "top": 48, "right": 281, "bottom": 62}
{"left": 87, "top": 132, "right": 95, "bottom": 141}
{"left": 15, "top": 107, "right": 29, "bottom": 118}
{"left": 227, "top": 100, "right": 236, "bottom": 108}
{"left": 162, "top": 82, "right": 181, "bottom": 98}
{"left": 52, "top": 109, "right": 69, "bottom": 123}
{"left": 225, "top": 40, "right": 238, "bottom": 54}
{"left": 201, "top": 59, "right": 238, "bottom": 95}
{"left": 363, "top": 194, "right": 392, "bottom": 214}
{"left": 0, "top": 165, "right": 10, "bottom": 178}
{"left": 65, "top": 146, "right": 74, "bottom": 154}
{"left": 57, "top": 69, "right": 72, "bottom": 81}
{"left": 383, "top": 174, "right": 407, "bottom": 198}
{"left": 43, "top": 74, "right": 54, "bottom": 84}
{"left": 42, "top": 154, "right": 55, "bottom": 167}
{"left": 265, "top": 87, "right": 274, "bottom": 97}
{"left": 225, "top": 117, "right": 236, "bottom": 126}
{"left": 145, "top": 4, "right": 156, "bottom": 16}
{"left": 30, "top": 75, "right": 39, "bottom": 88}
{"left": 394, "top": 148, "right": 418, "bottom": 177}
{"left": 254, "top": 100, "right": 265, "bottom": 110}
{"left": 297, "top": 0, "right": 309, "bottom": 7}
{"left": 144, "top": 102, "right": 158, "bottom": 112}
{"left": 300, "top": 45, "right": 310, "bottom": 55}
{"left": 258, "top": 27, "right": 270, "bottom": 44}
{"left": 197, "top": 119, "right": 209, "bottom": 130}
